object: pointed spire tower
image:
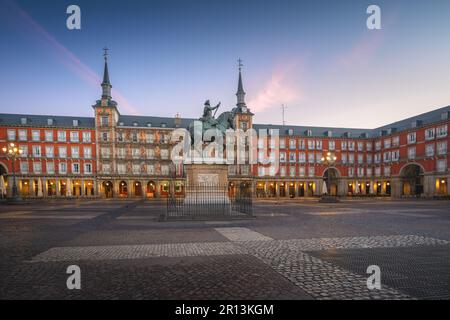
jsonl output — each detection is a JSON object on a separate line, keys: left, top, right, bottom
{"left": 101, "top": 47, "right": 112, "bottom": 100}
{"left": 236, "top": 58, "right": 247, "bottom": 111}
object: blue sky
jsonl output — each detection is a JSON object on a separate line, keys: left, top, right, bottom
{"left": 1, "top": 0, "right": 450, "bottom": 128}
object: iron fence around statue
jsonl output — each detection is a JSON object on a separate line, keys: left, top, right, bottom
{"left": 163, "top": 183, "right": 253, "bottom": 220}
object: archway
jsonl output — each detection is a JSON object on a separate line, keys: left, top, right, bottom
{"left": 239, "top": 181, "right": 251, "bottom": 197}
{"left": 147, "top": 181, "right": 156, "bottom": 198}
{"left": 102, "top": 181, "right": 113, "bottom": 198}
{"left": 323, "top": 167, "right": 339, "bottom": 196}
{"left": 133, "top": 181, "right": 143, "bottom": 197}
{"left": 400, "top": 164, "right": 424, "bottom": 196}
{"left": 119, "top": 181, "right": 128, "bottom": 197}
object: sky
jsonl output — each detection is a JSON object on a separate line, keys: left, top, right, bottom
{"left": 1, "top": 0, "right": 450, "bottom": 129}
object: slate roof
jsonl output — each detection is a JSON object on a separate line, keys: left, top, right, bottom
{"left": 117, "top": 115, "right": 196, "bottom": 128}
{"left": 0, "top": 113, "right": 95, "bottom": 128}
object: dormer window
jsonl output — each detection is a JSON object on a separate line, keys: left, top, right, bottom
{"left": 72, "top": 119, "right": 79, "bottom": 127}
{"left": 305, "top": 130, "right": 312, "bottom": 137}
{"left": 47, "top": 119, "right": 54, "bottom": 126}
{"left": 147, "top": 123, "right": 152, "bottom": 127}
{"left": 161, "top": 123, "right": 167, "bottom": 128}
{"left": 288, "top": 129, "right": 294, "bottom": 136}
{"left": 441, "top": 112, "right": 450, "bottom": 120}
{"left": 21, "top": 117, "right": 27, "bottom": 125}
{"left": 133, "top": 122, "right": 138, "bottom": 127}
{"left": 411, "top": 120, "right": 422, "bottom": 128}
{"left": 118, "top": 122, "right": 124, "bottom": 126}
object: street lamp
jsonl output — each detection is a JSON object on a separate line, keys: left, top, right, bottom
{"left": 319, "top": 151, "right": 339, "bottom": 203}
{"left": 2, "top": 142, "right": 23, "bottom": 202}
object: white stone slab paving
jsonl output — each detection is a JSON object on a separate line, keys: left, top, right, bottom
{"left": 215, "top": 227, "right": 274, "bottom": 241}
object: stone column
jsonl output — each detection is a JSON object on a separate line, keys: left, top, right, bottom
{"left": 42, "top": 178, "right": 47, "bottom": 198}
{"left": 56, "top": 180, "right": 60, "bottom": 197}
{"left": 423, "top": 175, "right": 435, "bottom": 197}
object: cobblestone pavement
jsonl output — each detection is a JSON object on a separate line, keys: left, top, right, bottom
{"left": 1, "top": 199, "right": 450, "bottom": 299}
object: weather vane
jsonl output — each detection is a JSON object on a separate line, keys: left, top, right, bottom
{"left": 103, "top": 47, "right": 109, "bottom": 60}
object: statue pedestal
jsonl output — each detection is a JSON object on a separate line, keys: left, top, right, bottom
{"left": 184, "top": 163, "right": 230, "bottom": 205}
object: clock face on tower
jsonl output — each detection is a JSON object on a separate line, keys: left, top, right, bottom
{"left": 242, "top": 106, "right": 247, "bottom": 113}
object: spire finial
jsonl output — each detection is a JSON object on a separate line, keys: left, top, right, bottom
{"left": 238, "top": 58, "right": 243, "bottom": 71}
{"left": 103, "top": 46, "right": 109, "bottom": 61}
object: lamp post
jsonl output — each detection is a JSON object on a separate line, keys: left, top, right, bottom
{"left": 319, "top": 151, "right": 339, "bottom": 203}
{"left": 2, "top": 143, "right": 23, "bottom": 202}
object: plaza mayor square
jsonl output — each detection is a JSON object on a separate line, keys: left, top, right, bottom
{"left": 1, "top": 0, "right": 450, "bottom": 312}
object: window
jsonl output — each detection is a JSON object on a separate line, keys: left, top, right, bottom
{"left": 101, "top": 116, "right": 109, "bottom": 126}
{"left": 358, "top": 154, "right": 364, "bottom": 164}
{"left": 308, "top": 153, "right": 315, "bottom": 164}
{"left": 32, "top": 130, "right": 40, "bottom": 141}
{"left": 33, "top": 162, "right": 42, "bottom": 173}
{"left": 392, "top": 136, "right": 400, "bottom": 147}
{"left": 147, "top": 164, "right": 155, "bottom": 175}
{"left": 279, "top": 139, "right": 286, "bottom": 149}
{"left": 45, "top": 146, "right": 54, "bottom": 158}
{"left": 102, "top": 132, "right": 108, "bottom": 142}
{"left": 375, "top": 141, "right": 381, "bottom": 151}
{"left": 408, "top": 147, "right": 416, "bottom": 160}
{"left": 366, "top": 154, "right": 373, "bottom": 164}
{"left": 280, "top": 167, "right": 286, "bottom": 177}
{"left": 348, "top": 167, "right": 354, "bottom": 177}
{"left": 84, "top": 163, "right": 92, "bottom": 174}
{"left": 71, "top": 147, "right": 79, "bottom": 159}
{"left": 258, "top": 167, "right": 265, "bottom": 177}
{"left": 341, "top": 141, "right": 347, "bottom": 150}
{"left": 384, "top": 139, "right": 391, "bottom": 149}
{"left": 240, "top": 121, "right": 248, "bottom": 130}
{"left": 46, "top": 162, "right": 54, "bottom": 174}
{"left": 44, "top": 131, "right": 53, "bottom": 142}
{"left": 316, "top": 140, "right": 322, "bottom": 150}
{"left": 161, "top": 165, "right": 169, "bottom": 175}
{"left": 366, "top": 142, "right": 373, "bottom": 151}
{"left": 161, "top": 149, "right": 169, "bottom": 160}
{"left": 280, "top": 152, "right": 286, "bottom": 163}
{"left": 57, "top": 131, "right": 66, "bottom": 142}
{"left": 146, "top": 148, "right": 155, "bottom": 159}
{"left": 357, "top": 142, "right": 364, "bottom": 152}
{"left": 101, "top": 164, "right": 110, "bottom": 174}
{"left": 299, "top": 166, "right": 305, "bottom": 177}
{"left": 289, "top": 167, "right": 296, "bottom": 177}
{"left": 298, "top": 152, "right": 306, "bottom": 163}
{"left": 84, "top": 147, "right": 92, "bottom": 159}
{"left": 7, "top": 129, "right": 16, "bottom": 141}
{"left": 70, "top": 131, "right": 79, "bottom": 142}
{"left": 132, "top": 132, "right": 138, "bottom": 142}
{"left": 132, "top": 148, "right": 140, "bottom": 159}
{"left": 367, "top": 167, "right": 373, "bottom": 176}
{"left": 348, "top": 153, "right": 355, "bottom": 164}
{"left": 289, "top": 153, "right": 296, "bottom": 163}
{"left": 348, "top": 141, "right": 355, "bottom": 151}
{"left": 437, "top": 141, "right": 447, "bottom": 155}
{"left": 425, "top": 128, "right": 435, "bottom": 140}
{"left": 392, "top": 150, "right": 400, "bottom": 161}
{"left": 329, "top": 140, "right": 335, "bottom": 150}
{"left": 357, "top": 167, "right": 364, "bottom": 177}
{"left": 269, "top": 166, "right": 276, "bottom": 176}
{"left": 19, "top": 145, "right": 28, "bottom": 157}
{"left": 384, "top": 166, "right": 391, "bottom": 176}
{"left": 407, "top": 132, "right": 416, "bottom": 144}
{"left": 299, "top": 140, "right": 306, "bottom": 150}
{"left": 117, "top": 164, "right": 126, "bottom": 174}
{"left": 383, "top": 152, "right": 391, "bottom": 163}
{"left": 58, "top": 146, "right": 67, "bottom": 158}
{"left": 289, "top": 139, "right": 296, "bottom": 149}
{"left": 133, "top": 164, "right": 141, "bottom": 174}
{"left": 32, "top": 146, "right": 41, "bottom": 157}
{"left": 341, "top": 153, "right": 347, "bottom": 164}
{"left": 437, "top": 159, "right": 447, "bottom": 172}
{"left": 308, "top": 167, "right": 315, "bottom": 177}
{"left": 101, "top": 148, "right": 110, "bottom": 158}
{"left": 146, "top": 133, "right": 154, "bottom": 143}
{"left": 425, "top": 144, "right": 435, "bottom": 157}
{"left": 437, "top": 125, "right": 448, "bottom": 138}
{"left": 47, "top": 118, "right": 53, "bottom": 126}
{"left": 20, "top": 118, "right": 27, "bottom": 125}
{"left": 72, "top": 163, "right": 80, "bottom": 174}
{"left": 307, "top": 140, "right": 315, "bottom": 150}
{"left": 375, "top": 167, "right": 381, "bottom": 177}
{"left": 72, "top": 120, "right": 79, "bottom": 127}
{"left": 82, "top": 132, "right": 91, "bottom": 143}
{"left": 374, "top": 153, "right": 381, "bottom": 164}
{"left": 18, "top": 130, "right": 27, "bottom": 141}
{"left": 20, "top": 162, "right": 28, "bottom": 173}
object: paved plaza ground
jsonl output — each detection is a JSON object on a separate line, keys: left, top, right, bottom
{"left": 0, "top": 198, "right": 450, "bottom": 300}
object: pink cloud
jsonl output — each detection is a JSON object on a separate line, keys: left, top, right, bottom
{"left": 248, "top": 63, "right": 302, "bottom": 113}
{"left": 338, "top": 31, "right": 384, "bottom": 68}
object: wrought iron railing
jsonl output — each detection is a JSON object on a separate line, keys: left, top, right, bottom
{"left": 163, "top": 183, "right": 253, "bottom": 220}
